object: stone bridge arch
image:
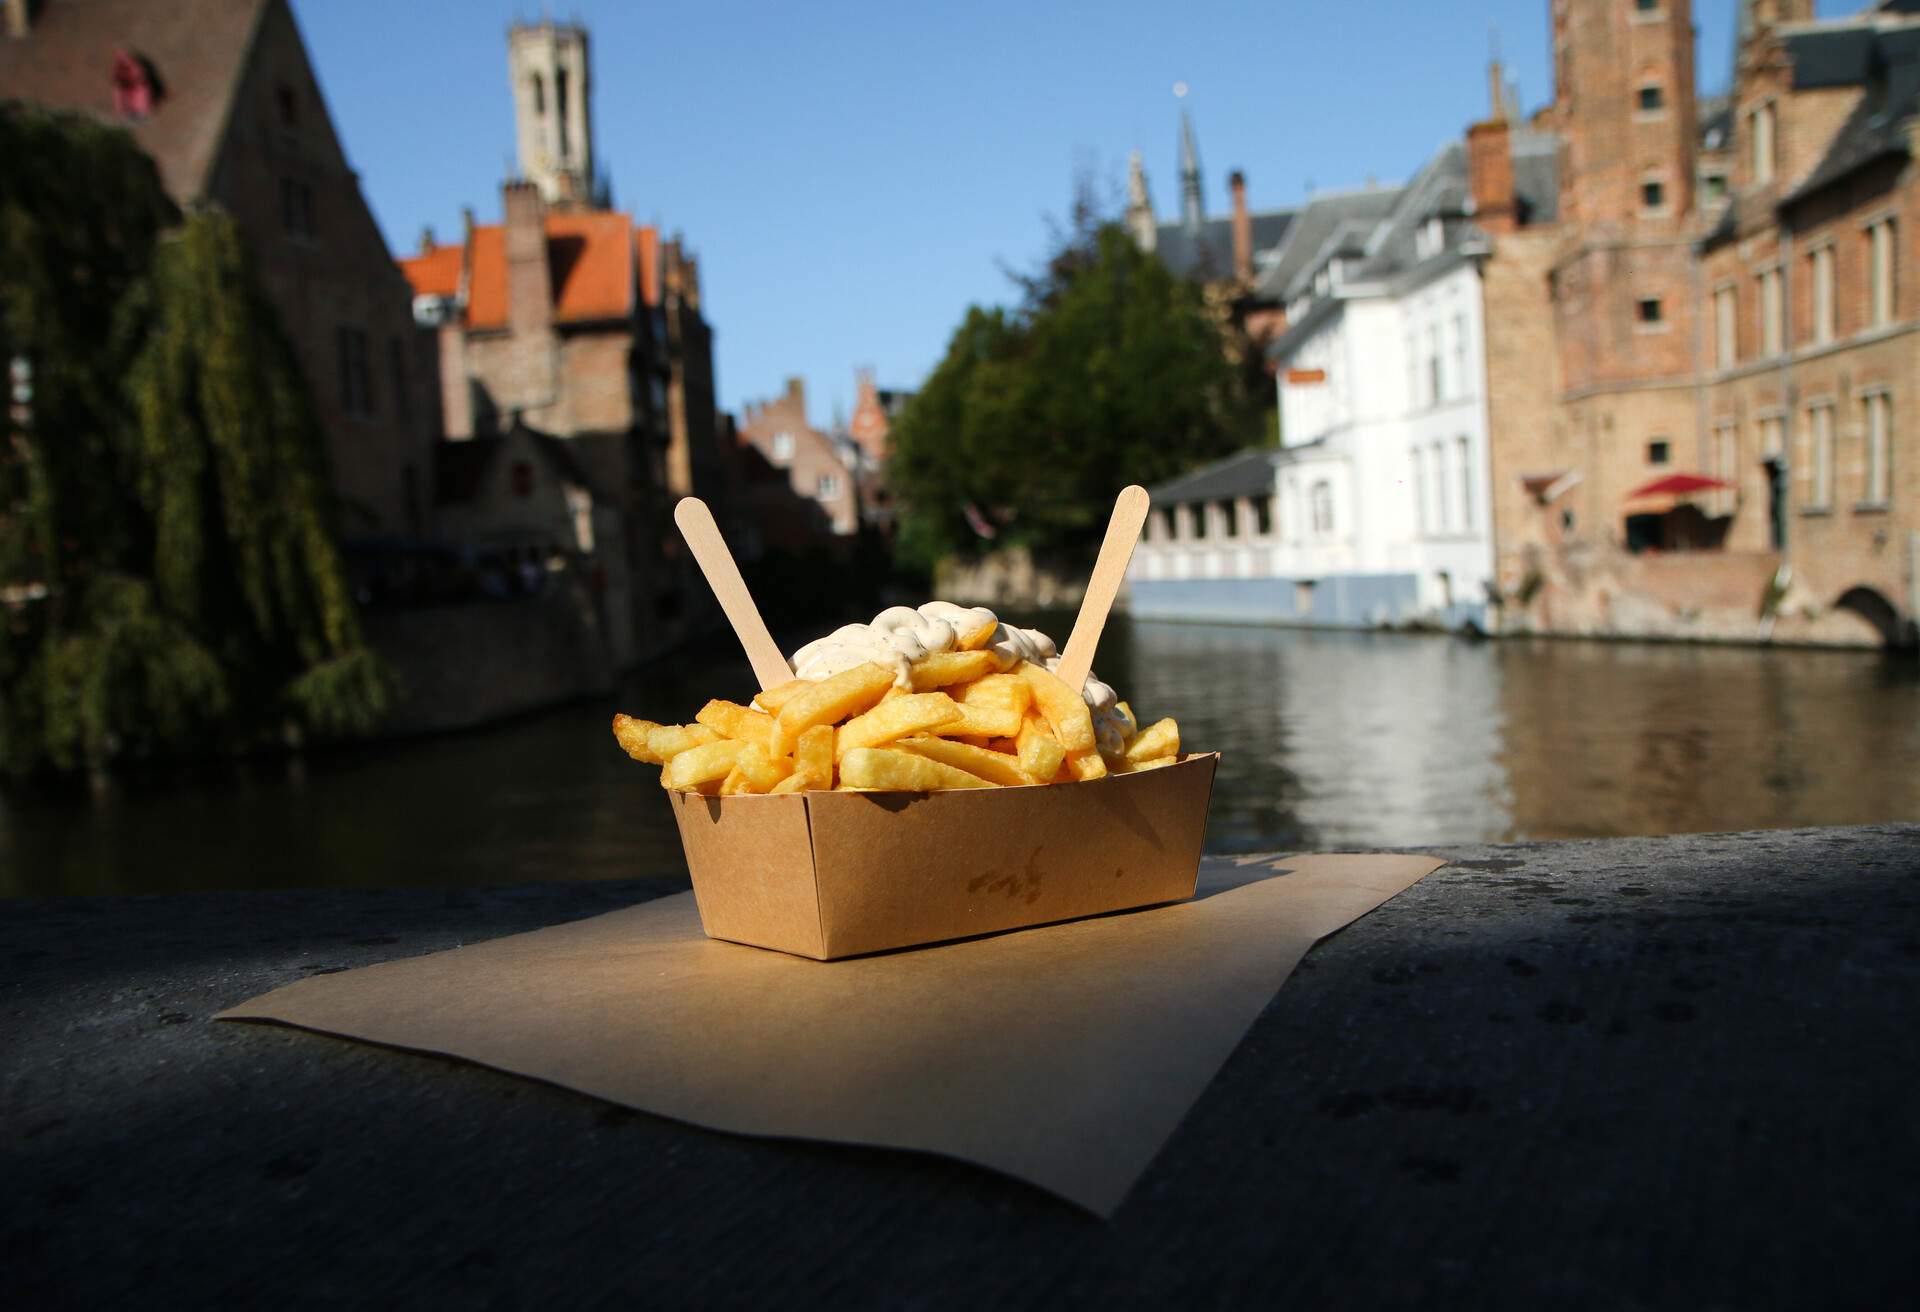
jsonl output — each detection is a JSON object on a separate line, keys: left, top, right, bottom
{"left": 1833, "top": 585, "right": 1913, "bottom": 648}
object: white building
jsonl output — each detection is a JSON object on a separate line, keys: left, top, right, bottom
{"left": 1130, "top": 135, "right": 1555, "bottom": 631}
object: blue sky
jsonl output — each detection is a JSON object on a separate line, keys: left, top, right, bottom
{"left": 290, "top": 0, "right": 1851, "bottom": 423}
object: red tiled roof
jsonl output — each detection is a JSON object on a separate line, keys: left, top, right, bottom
{"left": 398, "top": 244, "right": 462, "bottom": 300}
{"left": 0, "top": 0, "right": 272, "bottom": 203}
{"left": 401, "top": 211, "right": 640, "bottom": 331}
{"left": 636, "top": 226, "right": 661, "bottom": 307}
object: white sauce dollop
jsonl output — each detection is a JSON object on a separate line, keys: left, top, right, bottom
{"left": 785, "top": 601, "right": 1128, "bottom": 756}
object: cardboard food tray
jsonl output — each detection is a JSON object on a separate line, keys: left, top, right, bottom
{"left": 669, "top": 751, "right": 1219, "bottom": 959}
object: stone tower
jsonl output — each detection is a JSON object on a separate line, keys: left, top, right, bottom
{"left": 1178, "top": 109, "right": 1204, "bottom": 233}
{"left": 508, "top": 19, "right": 592, "bottom": 207}
{"left": 1124, "top": 150, "right": 1157, "bottom": 252}
{"left": 1544, "top": 0, "right": 1705, "bottom": 550}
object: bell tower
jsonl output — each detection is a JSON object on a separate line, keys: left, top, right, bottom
{"left": 508, "top": 19, "right": 592, "bottom": 207}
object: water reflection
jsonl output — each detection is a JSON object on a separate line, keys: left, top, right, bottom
{"left": 3, "top": 619, "right": 1916, "bottom": 897}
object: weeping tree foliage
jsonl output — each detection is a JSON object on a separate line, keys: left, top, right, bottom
{"left": 890, "top": 204, "right": 1255, "bottom": 573}
{"left": 0, "top": 106, "right": 390, "bottom": 776}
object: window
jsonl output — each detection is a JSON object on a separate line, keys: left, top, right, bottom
{"left": 510, "top": 461, "right": 534, "bottom": 498}
{"left": 1807, "top": 402, "right": 1835, "bottom": 507}
{"left": 556, "top": 69, "right": 571, "bottom": 156}
{"left": 1452, "top": 315, "right": 1468, "bottom": 397}
{"left": 1713, "top": 422, "right": 1738, "bottom": 515}
{"left": 1863, "top": 392, "right": 1891, "bottom": 504}
{"left": 1309, "top": 481, "right": 1334, "bottom": 535}
{"left": 1404, "top": 333, "right": 1418, "bottom": 406}
{"left": 1253, "top": 496, "right": 1273, "bottom": 536}
{"left": 275, "top": 82, "right": 297, "bottom": 126}
{"left": 281, "top": 178, "right": 314, "bottom": 239}
{"left": 1188, "top": 504, "right": 1206, "bottom": 540}
{"left": 335, "top": 326, "right": 372, "bottom": 417}
{"left": 388, "top": 337, "right": 410, "bottom": 426}
{"left": 769, "top": 431, "right": 794, "bottom": 462}
{"left": 1637, "top": 85, "right": 1665, "bottom": 113}
{"left": 1751, "top": 102, "right": 1777, "bottom": 185}
{"left": 530, "top": 73, "right": 544, "bottom": 115}
{"left": 1648, "top": 439, "right": 1670, "bottom": 464}
{"left": 816, "top": 474, "right": 840, "bottom": 501}
{"left": 1410, "top": 447, "right": 1426, "bottom": 534}
{"left": 1641, "top": 179, "right": 1665, "bottom": 210}
{"left": 1457, "top": 435, "right": 1474, "bottom": 532}
{"left": 1758, "top": 268, "right": 1783, "bottom": 356}
{"left": 1431, "top": 439, "right": 1449, "bottom": 531}
{"left": 1760, "top": 413, "right": 1784, "bottom": 459}
{"left": 1810, "top": 245, "right": 1835, "bottom": 344}
{"left": 1414, "top": 216, "right": 1444, "bottom": 260}
{"left": 1714, "top": 286, "right": 1738, "bottom": 368}
{"left": 1635, "top": 0, "right": 1661, "bottom": 11}
{"left": 1426, "top": 325, "right": 1442, "bottom": 403}
{"left": 1218, "top": 499, "right": 1239, "bottom": 538}
{"left": 1636, "top": 297, "right": 1664, "bottom": 325}
{"left": 1702, "top": 172, "right": 1728, "bottom": 201}
{"left": 1868, "top": 218, "right": 1897, "bottom": 327}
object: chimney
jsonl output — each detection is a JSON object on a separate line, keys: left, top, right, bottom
{"left": 502, "top": 180, "right": 552, "bottom": 336}
{"left": 786, "top": 376, "right": 806, "bottom": 412}
{"left": 4, "top": 0, "right": 30, "bottom": 40}
{"left": 1467, "top": 117, "right": 1515, "bottom": 235}
{"left": 1229, "top": 169, "right": 1252, "bottom": 283}
{"left": 418, "top": 224, "right": 436, "bottom": 255}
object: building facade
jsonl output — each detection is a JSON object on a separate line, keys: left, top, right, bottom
{"left": 397, "top": 17, "right": 737, "bottom": 663}
{"left": 1130, "top": 126, "right": 1559, "bottom": 631}
{"left": 0, "top": 0, "right": 436, "bottom": 540}
{"left": 736, "top": 378, "right": 861, "bottom": 536}
{"left": 1492, "top": 0, "right": 1920, "bottom": 647}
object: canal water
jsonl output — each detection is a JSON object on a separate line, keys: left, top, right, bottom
{"left": 4, "top": 618, "right": 1917, "bottom": 897}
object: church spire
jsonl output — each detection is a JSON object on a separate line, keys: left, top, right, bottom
{"left": 1179, "top": 107, "right": 1204, "bottom": 233}
{"left": 1125, "top": 149, "right": 1157, "bottom": 252}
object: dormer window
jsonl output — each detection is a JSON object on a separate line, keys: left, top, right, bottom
{"left": 1414, "top": 216, "right": 1444, "bottom": 260}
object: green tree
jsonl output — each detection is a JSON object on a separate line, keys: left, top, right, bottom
{"left": 890, "top": 214, "right": 1254, "bottom": 570}
{"left": 0, "top": 106, "right": 389, "bottom": 776}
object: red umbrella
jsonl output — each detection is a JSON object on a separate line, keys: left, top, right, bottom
{"left": 1625, "top": 472, "right": 1733, "bottom": 500}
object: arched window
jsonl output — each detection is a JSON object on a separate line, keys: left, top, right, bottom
{"left": 529, "top": 73, "right": 545, "bottom": 115}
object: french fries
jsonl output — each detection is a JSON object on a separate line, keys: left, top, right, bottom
{"left": 611, "top": 635, "right": 1183, "bottom": 795}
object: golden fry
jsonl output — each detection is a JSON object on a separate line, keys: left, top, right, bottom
{"left": 1118, "top": 754, "right": 1178, "bottom": 773}
{"left": 835, "top": 692, "right": 962, "bottom": 759}
{"left": 768, "top": 772, "right": 808, "bottom": 794}
{"left": 773, "top": 662, "right": 894, "bottom": 756}
{"left": 734, "top": 741, "right": 794, "bottom": 793}
{"left": 840, "top": 747, "right": 994, "bottom": 791}
{"left": 796, "top": 723, "right": 835, "bottom": 789}
{"left": 1018, "top": 662, "right": 1095, "bottom": 753}
{"left": 718, "top": 765, "right": 749, "bottom": 796}
{"left": 954, "top": 673, "right": 1031, "bottom": 716}
{"left": 752, "top": 678, "right": 810, "bottom": 714}
{"left": 956, "top": 617, "right": 1000, "bottom": 650}
{"left": 649, "top": 723, "right": 723, "bottom": 760}
{"left": 694, "top": 699, "right": 776, "bottom": 749}
{"left": 1067, "top": 750, "right": 1108, "bottom": 782}
{"left": 907, "top": 650, "right": 997, "bottom": 690}
{"left": 927, "top": 701, "right": 1022, "bottom": 739}
{"left": 1113, "top": 701, "right": 1138, "bottom": 738}
{"left": 1125, "top": 717, "right": 1180, "bottom": 763}
{"left": 665, "top": 738, "right": 745, "bottom": 790}
{"left": 612, "top": 714, "right": 662, "bottom": 763}
{"left": 1016, "top": 713, "right": 1066, "bottom": 783}
{"left": 897, "top": 735, "right": 1036, "bottom": 787}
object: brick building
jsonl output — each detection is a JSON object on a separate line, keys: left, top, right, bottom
{"left": 737, "top": 378, "right": 861, "bottom": 536}
{"left": 1488, "top": 0, "right": 1920, "bottom": 647}
{"left": 0, "top": 0, "right": 435, "bottom": 538}
{"left": 396, "top": 17, "right": 736, "bottom": 663}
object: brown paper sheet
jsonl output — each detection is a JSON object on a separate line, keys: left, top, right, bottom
{"left": 218, "top": 852, "right": 1443, "bottom": 1215}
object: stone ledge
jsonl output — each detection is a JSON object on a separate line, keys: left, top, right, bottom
{"left": 5, "top": 826, "right": 1917, "bottom": 1307}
